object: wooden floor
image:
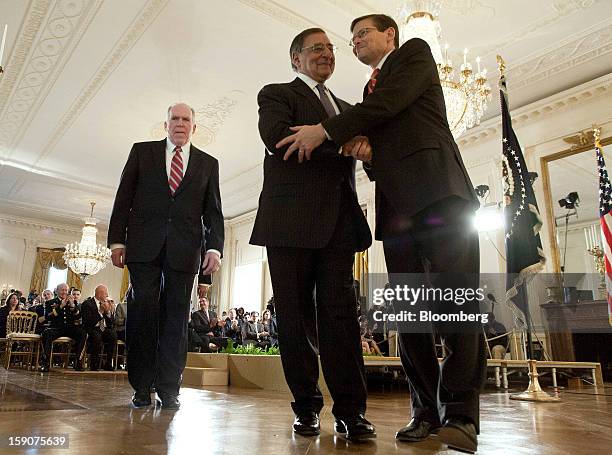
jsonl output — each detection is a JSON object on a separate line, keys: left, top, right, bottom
{"left": 0, "top": 367, "right": 611, "bottom": 454}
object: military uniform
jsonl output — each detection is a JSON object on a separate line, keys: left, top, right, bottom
{"left": 40, "top": 297, "right": 86, "bottom": 370}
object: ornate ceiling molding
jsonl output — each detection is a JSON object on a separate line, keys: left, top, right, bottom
{"left": 33, "top": 0, "right": 169, "bottom": 168}
{"left": 227, "top": 210, "right": 257, "bottom": 229}
{"left": 0, "top": 213, "right": 82, "bottom": 236}
{"left": 237, "top": 0, "right": 353, "bottom": 57}
{"left": 0, "top": 0, "right": 101, "bottom": 158}
{"left": 478, "top": 0, "right": 604, "bottom": 59}
{"left": 0, "top": 0, "right": 51, "bottom": 128}
{"left": 457, "top": 72, "right": 612, "bottom": 148}
{"left": 150, "top": 91, "right": 243, "bottom": 148}
{"left": 507, "top": 19, "right": 612, "bottom": 90}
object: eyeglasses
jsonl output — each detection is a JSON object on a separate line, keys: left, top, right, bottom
{"left": 301, "top": 43, "right": 338, "bottom": 54}
{"left": 349, "top": 27, "right": 378, "bottom": 47}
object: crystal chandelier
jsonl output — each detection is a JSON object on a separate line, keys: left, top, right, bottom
{"left": 64, "top": 202, "right": 111, "bottom": 279}
{"left": 397, "top": 0, "right": 491, "bottom": 138}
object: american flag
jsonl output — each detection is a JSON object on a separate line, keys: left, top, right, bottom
{"left": 595, "top": 140, "right": 612, "bottom": 325}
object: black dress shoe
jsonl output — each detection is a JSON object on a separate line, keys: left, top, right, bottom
{"left": 131, "top": 390, "right": 152, "bottom": 408}
{"left": 292, "top": 412, "right": 320, "bottom": 436}
{"left": 156, "top": 394, "right": 180, "bottom": 410}
{"left": 103, "top": 364, "right": 115, "bottom": 371}
{"left": 336, "top": 415, "right": 376, "bottom": 441}
{"left": 438, "top": 418, "right": 478, "bottom": 454}
{"left": 74, "top": 362, "right": 84, "bottom": 372}
{"left": 396, "top": 418, "right": 441, "bottom": 442}
{"left": 39, "top": 364, "right": 50, "bottom": 373}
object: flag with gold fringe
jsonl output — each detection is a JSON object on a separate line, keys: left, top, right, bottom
{"left": 499, "top": 58, "right": 546, "bottom": 315}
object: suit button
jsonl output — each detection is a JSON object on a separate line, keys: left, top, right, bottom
{"left": 168, "top": 218, "right": 172, "bottom": 223}
{"left": 171, "top": 198, "right": 175, "bottom": 203}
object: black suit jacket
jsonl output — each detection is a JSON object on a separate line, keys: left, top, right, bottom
{"left": 250, "top": 77, "right": 371, "bottom": 251}
{"left": 107, "top": 140, "right": 224, "bottom": 278}
{"left": 81, "top": 297, "right": 115, "bottom": 332}
{"left": 191, "top": 309, "right": 216, "bottom": 336}
{"left": 323, "top": 39, "right": 479, "bottom": 240}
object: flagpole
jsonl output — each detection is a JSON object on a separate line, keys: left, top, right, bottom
{"left": 497, "top": 54, "right": 560, "bottom": 402}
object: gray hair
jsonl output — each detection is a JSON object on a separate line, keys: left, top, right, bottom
{"left": 167, "top": 103, "right": 196, "bottom": 122}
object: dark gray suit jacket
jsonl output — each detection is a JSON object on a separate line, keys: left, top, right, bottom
{"left": 250, "top": 77, "right": 371, "bottom": 252}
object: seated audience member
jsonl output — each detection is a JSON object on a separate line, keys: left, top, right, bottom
{"left": 189, "top": 297, "right": 216, "bottom": 352}
{"left": 242, "top": 311, "right": 269, "bottom": 348}
{"left": 0, "top": 292, "right": 21, "bottom": 337}
{"left": 81, "top": 285, "right": 117, "bottom": 371}
{"left": 208, "top": 316, "right": 229, "bottom": 349}
{"left": 71, "top": 288, "right": 82, "bottom": 306}
{"left": 28, "top": 288, "right": 38, "bottom": 302}
{"left": 40, "top": 283, "right": 86, "bottom": 372}
{"left": 261, "top": 309, "right": 278, "bottom": 347}
{"left": 484, "top": 312, "right": 508, "bottom": 359}
{"left": 236, "top": 307, "right": 245, "bottom": 321}
{"left": 359, "top": 317, "right": 382, "bottom": 356}
{"left": 32, "top": 289, "right": 55, "bottom": 334}
{"left": 114, "top": 296, "right": 127, "bottom": 342}
{"left": 221, "top": 311, "right": 227, "bottom": 319}
{"left": 223, "top": 309, "right": 242, "bottom": 344}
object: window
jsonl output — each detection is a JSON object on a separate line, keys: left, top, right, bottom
{"left": 47, "top": 266, "right": 68, "bottom": 292}
{"left": 232, "top": 262, "right": 263, "bottom": 313}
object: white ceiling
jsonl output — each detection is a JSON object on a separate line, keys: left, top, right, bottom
{"left": 0, "top": 0, "right": 611, "bottom": 229}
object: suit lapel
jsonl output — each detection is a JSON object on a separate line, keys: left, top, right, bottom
{"left": 362, "top": 49, "right": 397, "bottom": 101}
{"left": 154, "top": 140, "right": 168, "bottom": 187}
{"left": 289, "top": 78, "right": 328, "bottom": 121}
{"left": 329, "top": 91, "right": 344, "bottom": 113}
{"left": 173, "top": 144, "right": 202, "bottom": 197}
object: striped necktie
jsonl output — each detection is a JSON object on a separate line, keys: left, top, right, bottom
{"left": 169, "top": 146, "right": 184, "bottom": 195}
{"left": 315, "top": 83, "right": 337, "bottom": 118}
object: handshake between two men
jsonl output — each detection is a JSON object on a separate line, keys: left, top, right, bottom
{"left": 276, "top": 123, "right": 372, "bottom": 164}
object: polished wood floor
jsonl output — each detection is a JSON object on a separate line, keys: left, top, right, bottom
{"left": 0, "top": 367, "right": 610, "bottom": 454}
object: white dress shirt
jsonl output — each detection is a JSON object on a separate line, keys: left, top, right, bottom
{"left": 296, "top": 72, "right": 341, "bottom": 115}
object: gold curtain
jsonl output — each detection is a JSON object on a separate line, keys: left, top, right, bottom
{"left": 30, "top": 248, "right": 83, "bottom": 292}
{"left": 354, "top": 249, "right": 369, "bottom": 299}
{"left": 119, "top": 266, "right": 130, "bottom": 302}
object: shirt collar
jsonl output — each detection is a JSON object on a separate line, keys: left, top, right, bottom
{"left": 374, "top": 49, "right": 394, "bottom": 71}
{"left": 297, "top": 72, "right": 327, "bottom": 91}
{"left": 166, "top": 139, "right": 191, "bottom": 154}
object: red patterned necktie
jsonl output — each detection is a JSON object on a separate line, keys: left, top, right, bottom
{"left": 368, "top": 68, "right": 380, "bottom": 95}
{"left": 168, "top": 146, "right": 184, "bottom": 195}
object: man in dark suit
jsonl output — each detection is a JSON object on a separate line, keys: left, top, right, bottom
{"left": 277, "top": 15, "right": 485, "bottom": 454}
{"left": 81, "top": 285, "right": 117, "bottom": 371}
{"left": 250, "top": 28, "right": 375, "bottom": 441}
{"left": 108, "top": 102, "right": 224, "bottom": 410}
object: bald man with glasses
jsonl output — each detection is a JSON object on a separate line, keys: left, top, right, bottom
{"left": 251, "top": 27, "right": 375, "bottom": 441}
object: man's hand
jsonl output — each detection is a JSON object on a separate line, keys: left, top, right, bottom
{"left": 100, "top": 301, "right": 111, "bottom": 314}
{"left": 342, "top": 135, "right": 372, "bottom": 163}
{"left": 197, "top": 284, "right": 208, "bottom": 298}
{"left": 111, "top": 248, "right": 125, "bottom": 268}
{"left": 201, "top": 251, "right": 221, "bottom": 275}
{"left": 276, "top": 124, "right": 327, "bottom": 162}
